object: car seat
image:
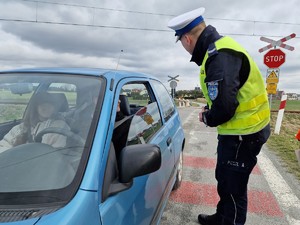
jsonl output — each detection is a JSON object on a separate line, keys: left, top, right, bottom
{"left": 51, "top": 93, "right": 69, "bottom": 113}
{"left": 119, "top": 94, "right": 131, "bottom": 116}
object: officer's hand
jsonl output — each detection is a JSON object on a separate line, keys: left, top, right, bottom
{"left": 199, "top": 111, "right": 203, "bottom": 122}
{"left": 198, "top": 106, "right": 207, "bottom": 123}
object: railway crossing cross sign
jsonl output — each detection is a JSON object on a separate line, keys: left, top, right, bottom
{"left": 259, "top": 33, "right": 296, "bottom": 53}
{"left": 168, "top": 75, "right": 179, "bottom": 82}
{"left": 168, "top": 75, "right": 179, "bottom": 98}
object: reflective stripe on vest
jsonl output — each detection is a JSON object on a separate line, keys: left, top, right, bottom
{"left": 200, "top": 36, "right": 270, "bottom": 135}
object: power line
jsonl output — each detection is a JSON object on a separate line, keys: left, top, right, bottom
{"left": 0, "top": 18, "right": 170, "bottom": 32}
{"left": 1, "top": 0, "right": 299, "bottom": 38}
{"left": 0, "top": 17, "right": 299, "bottom": 39}
{"left": 21, "top": 0, "right": 172, "bottom": 16}
{"left": 207, "top": 17, "right": 300, "bottom": 27}
{"left": 19, "top": 0, "right": 300, "bottom": 27}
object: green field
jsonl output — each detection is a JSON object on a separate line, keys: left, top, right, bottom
{"left": 270, "top": 99, "right": 300, "bottom": 111}
{"left": 194, "top": 98, "right": 300, "bottom": 111}
{"left": 268, "top": 112, "right": 300, "bottom": 180}
{"left": 268, "top": 99, "right": 300, "bottom": 181}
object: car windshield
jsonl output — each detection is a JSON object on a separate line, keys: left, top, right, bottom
{"left": 0, "top": 72, "right": 104, "bottom": 205}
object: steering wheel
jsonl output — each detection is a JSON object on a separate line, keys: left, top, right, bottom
{"left": 34, "top": 127, "right": 85, "bottom": 146}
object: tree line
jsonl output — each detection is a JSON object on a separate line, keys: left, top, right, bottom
{"left": 175, "top": 89, "right": 204, "bottom": 99}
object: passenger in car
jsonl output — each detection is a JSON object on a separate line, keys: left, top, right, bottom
{"left": 64, "top": 88, "right": 98, "bottom": 139}
{"left": 63, "top": 90, "right": 132, "bottom": 157}
{"left": 0, "top": 92, "right": 70, "bottom": 153}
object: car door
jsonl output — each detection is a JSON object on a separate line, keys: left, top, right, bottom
{"left": 150, "top": 79, "right": 183, "bottom": 167}
{"left": 99, "top": 79, "right": 174, "bottom": 225}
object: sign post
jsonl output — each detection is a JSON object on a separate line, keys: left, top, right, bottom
{"left": 168, "top": 75, "right": 179, "bottom": 99}
{"left": 266, "top": 68, "right": 279, "bottom": 84}
{"left": 259, "top": 33, "right": 296, "bottom": 53}
{"left": 263, "top": 49, "right": 285, "bottom": 68}
{"left": 259, "top": 33, "right": 296, "bottom": 110}
{"left": 266, "top": 68, "right": 280, "bottom": 96}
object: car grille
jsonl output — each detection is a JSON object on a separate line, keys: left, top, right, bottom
{"left": 0, "top": 208, "right": 58, "bottom": 222}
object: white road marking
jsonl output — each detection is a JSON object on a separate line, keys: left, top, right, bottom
{"left": 258, "top": 150, "right": 300, "bottom": 225}
{"left": 181, "top": 109, "right": 198, "bottom": 126}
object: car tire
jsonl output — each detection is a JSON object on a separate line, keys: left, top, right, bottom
{"left": 172, "top": 150, "right": 183, "bottom": 190}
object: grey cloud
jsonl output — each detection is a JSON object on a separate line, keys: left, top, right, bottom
{"left": 0, "top": 0, "right": 299, "bottom": 93}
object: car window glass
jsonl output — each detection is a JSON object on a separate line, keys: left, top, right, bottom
{"left": 151, "top": 80, "right": 175, "bottom": 121}
{"left": 0, "top": 73, "right": 104, "bottom": 206}
{"left": 122, "top": 83, "right": 151, "bottom": 114}
{"left": 47, "top": 83, "right": 77, "bottom": 108}
{"left": 112, "top": 82, "right": 162, "bottom": 157}
{"left": 0, "top": 83, "right": 34, "bottom": 124}
{"left": 127, "top": 102, "right": 162, "bottom": 145}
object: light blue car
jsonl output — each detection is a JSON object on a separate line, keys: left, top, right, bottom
{"left": 0, "top": 68, "right": 185, "bottom": 225}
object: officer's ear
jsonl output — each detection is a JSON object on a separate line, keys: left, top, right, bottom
{"left": 181, "top": 34, "right": 195, "bottom": 55}
{"left": 182, "top": 34, "right": 190, "bottom": 44}
{"left": 185, "top": 34, "right": 197, "bottom": 47}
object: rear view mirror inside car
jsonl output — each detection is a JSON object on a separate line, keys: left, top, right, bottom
{"left": 10, "top": 83, "right": 33, "bottom": 95}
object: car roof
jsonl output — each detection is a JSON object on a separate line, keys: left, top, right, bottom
{"left": 0, "top": 67, "right": 158, "bottom": 80}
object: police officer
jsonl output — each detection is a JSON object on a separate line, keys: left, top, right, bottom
{"left": 168, "top": 8, "right": 271, "bottom": 225}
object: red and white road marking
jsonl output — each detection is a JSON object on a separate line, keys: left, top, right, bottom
{"left": 162, "top": 108, "right": 300, "bottom": 225}
{"left": 170, "top": 155, "right": 284, "bottom": 218}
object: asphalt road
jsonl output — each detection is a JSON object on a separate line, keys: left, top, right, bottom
{"left": 160, "top": 106, "right": 300, "bottom": 225}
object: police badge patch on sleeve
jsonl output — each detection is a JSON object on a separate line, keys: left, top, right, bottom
{"left": 207, "top": 81, "right": 219, "bottom": 101}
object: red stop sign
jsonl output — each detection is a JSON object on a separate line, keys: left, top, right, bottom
{"left": 264, "top": 49, "right": 285, "bottom": 68}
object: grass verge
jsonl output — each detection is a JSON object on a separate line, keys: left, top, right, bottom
{"left": 267, "top": 112, "right": 300, "bottom": 180}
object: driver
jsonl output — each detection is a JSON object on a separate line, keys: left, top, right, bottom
{"left": 0, "top": 92, "right": 70, "bottom": 153}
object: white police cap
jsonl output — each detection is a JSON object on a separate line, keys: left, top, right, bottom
{"left": 168, "top": 7, "right": 205, "bottom": 41}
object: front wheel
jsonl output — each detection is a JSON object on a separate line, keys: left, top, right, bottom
{"left": 173, "top": 150, "right": 183, "bottom": 190}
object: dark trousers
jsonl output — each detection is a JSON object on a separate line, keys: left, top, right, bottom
{"left": 215, "top": 125, "right": 270, "bottom": 225}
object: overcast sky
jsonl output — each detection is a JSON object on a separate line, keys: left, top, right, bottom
{"left": 0, "top": 0, "right": 299, "bottom": 94}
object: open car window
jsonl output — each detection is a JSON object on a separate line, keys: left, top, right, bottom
{"left": 112, "top": 82, "right": 162, "bottom": 159}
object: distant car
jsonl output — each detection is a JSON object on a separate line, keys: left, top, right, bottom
{"left": 0, "top": 68, "right": 185, "bottom": 225}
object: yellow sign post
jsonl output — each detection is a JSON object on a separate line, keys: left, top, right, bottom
{"left": 266, "top": 68, "right": 279, "bottom": 83}
{"left": 266, "top": 83, "right": 277, "bottom": 94}
{"left": 266, "top": 68, "right": 279, "bottom": 94}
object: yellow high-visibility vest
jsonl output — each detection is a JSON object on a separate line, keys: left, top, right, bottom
{"left": 200, "top": 36, "right": 270, "bottom": 135}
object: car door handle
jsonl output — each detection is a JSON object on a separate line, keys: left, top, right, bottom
{"left": 166, "top": 137, "right": 172, "bottom": 146}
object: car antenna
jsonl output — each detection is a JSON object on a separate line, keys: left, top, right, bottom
{"left": 115, "top": 49, "right": 124, "bottom": 70}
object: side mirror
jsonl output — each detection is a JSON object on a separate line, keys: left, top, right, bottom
{"left": 119, "top": 144, "right": 161, "bottom": 183}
